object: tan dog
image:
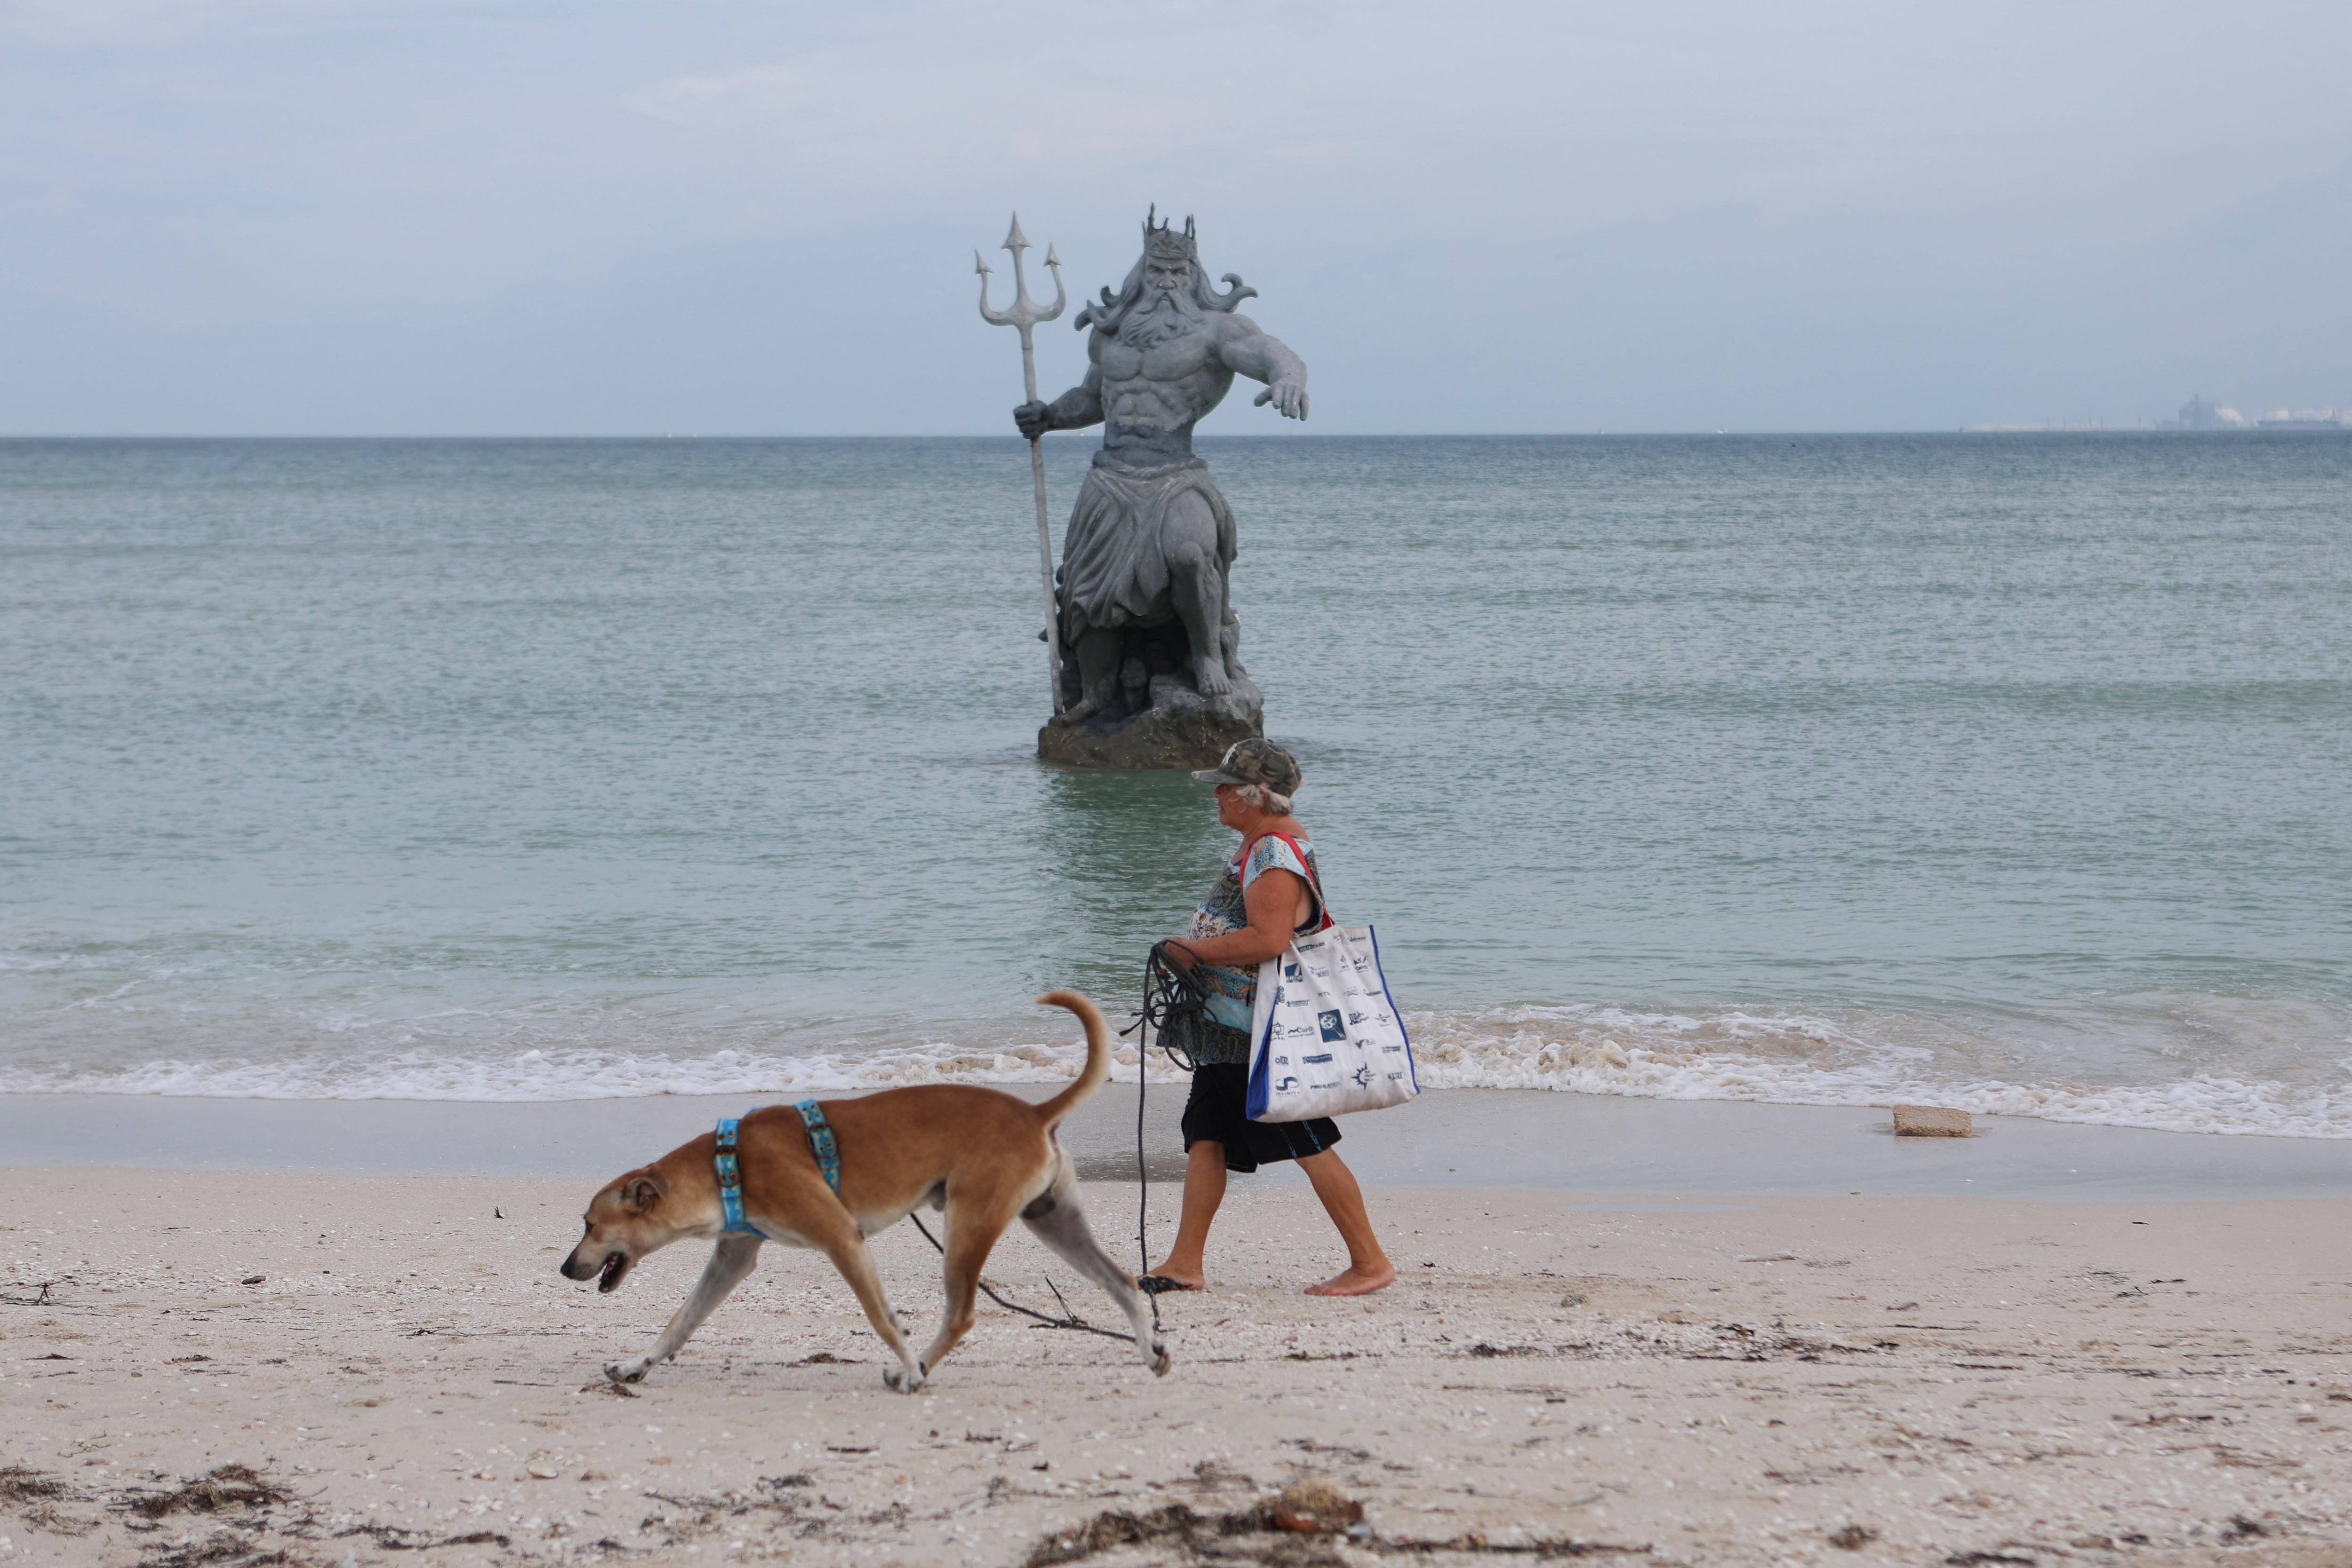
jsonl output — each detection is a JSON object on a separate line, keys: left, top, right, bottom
{"left": 560, "top": 991, "right": 1168, "bottom": 1392}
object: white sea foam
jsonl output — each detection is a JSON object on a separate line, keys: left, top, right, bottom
{"left": 1402, "top": 1004, "right": 2352, "bottom": 1140}
{"left": 0, "top": 1038, "right": 1168, "bottom": 1102}
{"left": 4, "top": 999, "right": 2347, "bottom": 1139}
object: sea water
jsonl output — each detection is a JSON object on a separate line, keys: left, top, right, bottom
{"left": 3, "top": 434, "right": 2347, "bottom": 1135}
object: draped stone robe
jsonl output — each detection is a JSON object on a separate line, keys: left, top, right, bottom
{"left": 1056, "top": 453, "right": 1237, "bottom": 647}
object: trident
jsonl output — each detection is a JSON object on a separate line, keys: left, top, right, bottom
{"left": 976, "top": 213, "right": 1067, "bottom": 711}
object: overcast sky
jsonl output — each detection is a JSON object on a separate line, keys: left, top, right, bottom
{"left": 2, "top": 0, "right": 2346, "bottom": 435}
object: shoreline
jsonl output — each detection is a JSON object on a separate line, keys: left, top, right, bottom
{"left": 6, "top": 1088, "right": 2352, "bottom": 1200}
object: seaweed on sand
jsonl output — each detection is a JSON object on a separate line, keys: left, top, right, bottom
{"left": 1021, "top": 1490, "right": 1654, "bottom": 1566}
{"left": 0, "top": 1465, "right": 73, "bottom": 1503}
{"left": 118, "top": 1464, "right": 294, "bottom": 1520}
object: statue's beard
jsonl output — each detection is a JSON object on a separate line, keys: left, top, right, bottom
{"left": 1119, "top": 290, "right": 1202, "bottom": 350}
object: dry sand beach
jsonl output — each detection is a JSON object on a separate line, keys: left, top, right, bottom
{"left": 5, "top": 1093, "right": 2351, "bottom": 1568}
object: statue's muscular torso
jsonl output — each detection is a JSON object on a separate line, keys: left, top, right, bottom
{"left": 1090, "top": 316, "right": 1240, "bottom": 468}
{"left": 1020, "top": 308, "right": 1303, "bottom": 468}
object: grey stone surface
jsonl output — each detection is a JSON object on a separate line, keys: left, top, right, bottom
{"left": 1147, "top": 670, "right": 1260, "bottom": 722}
{"left": 1040, "top": 700, "right": 1261, "bottom": 776}
{"left": 1034, "top": 641, "right": 1267, "bottom": 771}
{"left": 1015, "top": 210, "right": 1307, "bottom": 764}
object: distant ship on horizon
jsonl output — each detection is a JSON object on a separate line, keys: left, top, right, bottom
{"left": 2167, "top": 394, "right": 2345, "bottom": 430}
{"left": 1965, "top": 394, "right": 2347, "bottom": 433}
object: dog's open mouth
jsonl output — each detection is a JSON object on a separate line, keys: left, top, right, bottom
{"left": 596, "top": 1252, "right": 628, "bottom": 1292}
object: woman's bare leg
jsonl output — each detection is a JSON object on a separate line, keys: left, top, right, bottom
{"left": 1296, "top": 1148, "right": 1395, "bottom": 1296}
{"left": 1145, "top": 1140, "right": 1228, "bottom": 1290}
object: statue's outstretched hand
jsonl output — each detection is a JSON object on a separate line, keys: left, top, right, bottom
{"left": 1253, "top": 379, "right": 1309, "bottom": 420}
{"left": 1014, "top": 401, "right": 1052, "bottom": 440}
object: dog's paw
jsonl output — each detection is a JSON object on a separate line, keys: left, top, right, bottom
{"left": 1148, "top": 1343, "right": 1172, "bottom": 1378}
{"left": 604, "top": 1358, "right": 652, "bottom": 1386}
{"left": 881, "top": 1363, "right": 926, "bottom": 1394}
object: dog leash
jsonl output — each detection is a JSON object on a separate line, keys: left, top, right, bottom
{"left": 902, "top": 1212, "right": 1136, "bottom": 1344}
{"left": 1134, "top": 998, "right": 1164, "bottom": 1339}
{"left": 1120, "top": 941, "right": 1213, "bottom": 1331}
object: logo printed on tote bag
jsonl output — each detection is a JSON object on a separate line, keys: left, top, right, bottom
{"left": 1318, "top": 1010, "right": 1345, "bottom": 1042}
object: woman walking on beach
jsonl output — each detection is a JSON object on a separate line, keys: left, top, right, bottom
{"left": 1145, "top": 739, "right": 1395, "bottom": 1297}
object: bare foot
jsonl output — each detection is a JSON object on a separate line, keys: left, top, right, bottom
{"left": 1191, "top": 656, "right": 1232, "bottom": 697}
{"left": 1304, "top": 1262, "right": 1395, "bottom": 1297}
{"left": 1142, "top": 1263, "right": 1206, "bottom": 1292}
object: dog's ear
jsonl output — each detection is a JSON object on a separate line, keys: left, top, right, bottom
{"left": 621, "top": 1173, "right": 668, "bottom": 1211}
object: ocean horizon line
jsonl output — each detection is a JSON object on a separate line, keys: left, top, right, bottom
{"left": 10, "top": 428, "right": 2339, "bottom": 443}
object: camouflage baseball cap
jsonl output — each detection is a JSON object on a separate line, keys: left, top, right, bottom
{"left": 1191, "top": 738, "right": 1302, "bottom": 794}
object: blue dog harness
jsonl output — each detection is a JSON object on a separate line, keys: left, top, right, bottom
{"left": 714, "top": 1101, "right": 842, "bottom": 1236}
{"left": 794, "top": 1100, "right": 843, "bottom": 1195}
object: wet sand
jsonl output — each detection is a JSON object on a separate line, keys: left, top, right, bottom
{"left": 11, "top": 1088, "right": 2352, "bottom": 1198}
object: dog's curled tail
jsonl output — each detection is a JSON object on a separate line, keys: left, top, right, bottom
{"left": 1030, "top": 990, "right": 1114, "bottom": 1130}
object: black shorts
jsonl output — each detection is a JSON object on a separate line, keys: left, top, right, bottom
{"left": 1179, "top": 1062, "right": 1342, "bottom": 1173}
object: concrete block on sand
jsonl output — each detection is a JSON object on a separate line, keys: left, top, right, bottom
{"left": 1894, "top": 1104, "right": 1972, "bottom": 1137}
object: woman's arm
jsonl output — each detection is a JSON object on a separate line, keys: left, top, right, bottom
{"left": 1165, "top": 868, "right": 1310, "bottom": 968}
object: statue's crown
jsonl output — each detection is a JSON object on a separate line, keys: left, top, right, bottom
{"left": 1142, "top": 205, "right": 1197, "bottom": 264}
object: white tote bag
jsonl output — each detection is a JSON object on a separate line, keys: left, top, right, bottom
{"left": 1245, "top": 917, "right": 1418, "bottom": 1124}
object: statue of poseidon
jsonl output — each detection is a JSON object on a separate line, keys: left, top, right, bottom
{"left": 1015, "top": 211, "right": 1308, "bottom": 727}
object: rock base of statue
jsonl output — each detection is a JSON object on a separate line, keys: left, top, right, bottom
{"left": 1036, "top": 672, "right": 1263, "bottom": 770}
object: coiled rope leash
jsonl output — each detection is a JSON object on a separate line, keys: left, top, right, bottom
{"left": 1128, "top": 940, "right": 1211, "bottom": 1071}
